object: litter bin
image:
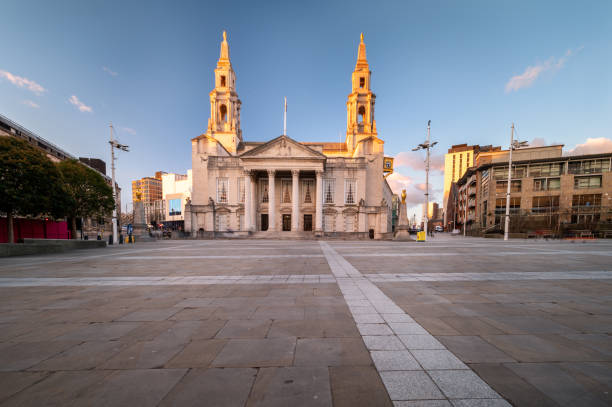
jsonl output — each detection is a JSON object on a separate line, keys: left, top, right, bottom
{"left": 417, "top": 231, "right": 426, "bottom": 242}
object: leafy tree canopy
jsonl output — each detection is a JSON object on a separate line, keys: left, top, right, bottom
{"left": 57, "top": 159, "right": 114, "bottom": 220}
{"left": 0, "top": 137, "right": 66, "bottom": 218}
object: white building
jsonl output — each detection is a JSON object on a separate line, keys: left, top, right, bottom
{"left": 185, "top": 32, "right": 393, "bottom": 238}
{"left": 162, "top": 170, "right": 192, "bottom": 228}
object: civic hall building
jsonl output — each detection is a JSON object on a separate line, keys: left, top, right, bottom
{"left": 185, "top": 32, "right": 393, "bottom": 238}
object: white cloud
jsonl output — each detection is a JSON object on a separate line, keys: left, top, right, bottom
{"left": 386, "top": 172, "right": 429, "bottom": 206}
{"left": 0, "top": 70, "right": 46, "bottom": 94}
{"left": 22, "top": 100, "right": 39, "bottom": 108}
{"left": 120, "top": 127, "right": 136, "bottom": 135}
{"left": 68, "top": 95, "right": 93, "bottom": 113}
{"left": 505, "top": 47, "right": 582, "bottom": 93}
{"left": 529, "top": 137, "right": 547, "bottom": 147}
{"left": 567, "top": 137, "right": 612, "bottom": 156}
{"left": 102, "top": 66, "right": 118, "bottom": 77}
{"left": 394, "top": 151, "right": 444, "bottom": 173}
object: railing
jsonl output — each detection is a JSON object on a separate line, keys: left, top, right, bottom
{"left": 531, "top": 206, "right": 560, "bottom": 214}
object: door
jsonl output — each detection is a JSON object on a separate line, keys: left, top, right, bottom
{"left": 261, "top": 214, "right": 268, "bottom": 231}
{"left": 282, "top": 214, "right": 291, "bottom": 231}
{"left": 303, "top": 214, "right": 312, "bottom": 231}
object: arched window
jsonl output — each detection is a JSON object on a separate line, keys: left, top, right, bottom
{"left": 220, "top": 104, "right": 227, "bottom": 122}
{"left": 358, "top": 106, "right": 366, "bottom": 123}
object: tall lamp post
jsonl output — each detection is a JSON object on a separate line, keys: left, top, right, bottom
{"left": 413, "top": 120, "right": 437, "bottom": 240}
{"left": 503, "top": 123, "right": 528, "bottom": 241}
{"left": 109, "top": 123, "right": 129, "bottom": 245}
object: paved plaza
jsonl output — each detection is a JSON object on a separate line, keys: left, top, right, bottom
{"left": 0, "top": 236, "right": 611, "bottom": 406}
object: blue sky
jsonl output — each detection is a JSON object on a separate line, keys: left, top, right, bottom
{"left": 1, "top": 0, "right": 610, "bottom": 219}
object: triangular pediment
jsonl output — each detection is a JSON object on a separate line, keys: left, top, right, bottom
{"left": 239, "top": 135, "right": 326, "bottom": 160}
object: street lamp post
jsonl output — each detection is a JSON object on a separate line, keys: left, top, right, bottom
{"left": 503, "top": 123, "right": 528, "bottom": 241}
{"left": 109, "top": 123, "right": 129, "bottom": 245}
{"left": 413, "top": 120, "right": 437, "bottom": 240}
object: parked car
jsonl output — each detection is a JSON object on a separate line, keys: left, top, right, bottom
{"left": 434, "top": 226, "right": 444, "bottom": 232}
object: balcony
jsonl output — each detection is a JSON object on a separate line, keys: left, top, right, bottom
{"left": 531, "top": 206, "right": 560, "bottom": 214}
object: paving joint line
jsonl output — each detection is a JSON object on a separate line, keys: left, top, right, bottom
{"left": 319, "top": 241, "right": 510, "bottom": 405}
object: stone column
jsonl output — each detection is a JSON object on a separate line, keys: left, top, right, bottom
{"left": 268, "top": 169, "right": 276, "bottom": 231}
{"left": 250, "top": 172, "right": 257, "bottom": 231}
{"left": 315, "top": 170, "right": 323, "bottom": 232}
{"left": 292, "top": 169, "right": 299, "bottom": 231}
{"left": 244, "top": 170, "right": 251, "bottom": 232}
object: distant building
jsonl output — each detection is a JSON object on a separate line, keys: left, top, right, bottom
{"left": 79, "top": 157, "right": 106, "bottom": 175}
{"left": 162, "top": 170, "right": 193, "bottom": 229}
{"left": 443, "top": 144, "right": 502, "bottom": 224}
{"left": 0, "top": 113, "right": 121, "bottom": 238}
{"left": 132, "top": 175, "right": 164, "bottom": 226}
{"left": 452, "top": 146, "right": 612, "bottom": 237}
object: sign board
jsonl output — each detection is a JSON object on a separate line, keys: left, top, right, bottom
{"left": 383, "top": 157, "right": 394, "bottom": 175}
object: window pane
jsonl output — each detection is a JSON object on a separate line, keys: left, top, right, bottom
{"left": 324, "top": 179, "right": 335, "bottom": 204}
{"left": 217, "top": 178, "right": 228, "bottom": 203}
{"left": 345, "top": 179, "right": 356, "bottom": 204}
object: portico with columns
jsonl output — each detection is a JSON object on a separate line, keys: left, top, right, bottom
{"left": 185, "top": 31, "right": 393, "bottom": 238}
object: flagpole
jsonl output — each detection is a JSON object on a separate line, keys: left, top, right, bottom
{"left": 283, "top": 97, "right": 287, "bottom": 136}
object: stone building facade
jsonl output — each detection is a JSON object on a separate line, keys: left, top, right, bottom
{"left": 453, "top": 147, "right": 612, "bottom": 236}
{"left": 185, "top": 32, "right": 393, "bottom": 238}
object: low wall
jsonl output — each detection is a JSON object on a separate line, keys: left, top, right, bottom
{"left": 0, "top": 239, "right": 106, "bottom": 257}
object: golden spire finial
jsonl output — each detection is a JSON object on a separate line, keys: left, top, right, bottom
{"left": 219, "top": 30, "right": 230, "bottom": 65}
{"left": 356, "top": 32, "right": 368, "bottom": 67}
{"left": 401, "top": 189, "right": 406, "bottom": 204}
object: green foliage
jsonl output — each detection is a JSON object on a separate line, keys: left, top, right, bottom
{"left": 0, "top": 137, "right": 66, "bottom": 219}
{"left": 57, "top": 159, "right": 114, "bottom": 220}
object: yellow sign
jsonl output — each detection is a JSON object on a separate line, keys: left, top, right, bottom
{"left": 383, "top": 157, "right": 394, "bottom": 176}
{"left": 417, "top": 231, "right": 426, "bottom": 242}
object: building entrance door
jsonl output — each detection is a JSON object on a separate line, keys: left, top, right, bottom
{"left": 282, "top": 214, "right": 291, "bottom": 231}
{"left": 303, "top": 214, "right": 312, "bottom": 231}
{"left": 261, "top": 214, "right": 268, "bottom": 231}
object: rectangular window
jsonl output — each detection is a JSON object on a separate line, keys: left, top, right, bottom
{"left": 302, "top": 180, "right": 314, "bottom": 203}
{"left": 574, "top": 175, "right": 602, "bottom": 189}
{"left": 529, "top": 163, "right": 563, "bottom": 177}
{"left": 217, "top": 178, "right": 229, "bottom": 203}
{"left": 216, "top": 214, "right": 228, "bottom": 231}
{"left": 344, "top": 214, "right": 355, "bottom": 232}
{"left": 467, "top": 152, "right": 471, "bottom": 166}
{"left": 459, "top": 154, "right": 463, "bottom": 173}
{"left": 238, "top": 177, "right": 245, "bottom": 203}
{"left": 572, "top": 194, "right": 601, "bottom": 208}
{"left": 568, "top": 159, "right": 610, "bottom": 175}
{"left": 493, "top": 166, "right": 526, "bottom": 180}
{"left": 453, "top": 155, "right": 456, "bottom": 179}
{"left": 532, "top": 196, "right": 560, "bottom": 213}
{"left": 494, "top": 197, "right": 520, "bottom": 224}
{"left": 533, "top": 177, "right": 561, "bottom": 191}
{"left": 168, "top": 198, "right": 182, "bottom": 216}
{"left": 323, "top": 179, "right": 335, "bottom": 204}
{"left": 260, "top": 180, "right": 269, "bottom": 203}
{"left": 359, "top": 77, "right": 365, "bottom": 88}
{"left": 344, "top": 179, "right": 357, "bottom": 204}
{"left": 281, "top": 180, "right": 292, "bottom": 203}
{"left": 323, "top": 214, "right": 334, "bottom": 232}
{"left": 495, "top": 180, "right": 521, "bottom": 193}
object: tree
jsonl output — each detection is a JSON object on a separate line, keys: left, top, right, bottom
{"left": 0, "top": 137, "right": 66, "bottom": 243}
{"left": 57, "top": 159, "right": 114, "bottom": 239}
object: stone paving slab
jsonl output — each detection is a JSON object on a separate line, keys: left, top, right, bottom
{"left": 1, "top": 237, "right": 611, "bottom": 406}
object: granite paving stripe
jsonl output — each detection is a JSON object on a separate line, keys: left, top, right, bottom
{"left": 318, "top": 241, "right": 507, "bottom": 404}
